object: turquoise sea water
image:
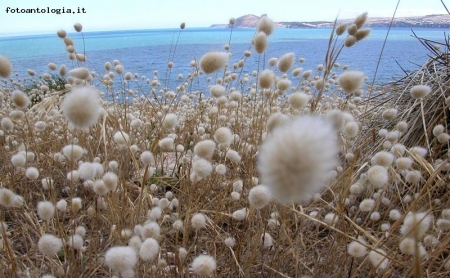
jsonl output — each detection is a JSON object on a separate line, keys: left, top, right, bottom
{"left": 0, "top": 27, "right": 447, "bottom": 88}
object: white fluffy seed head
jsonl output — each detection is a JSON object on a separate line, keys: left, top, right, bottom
{"left": 433, "top": 124, "right": 445, "bottom": 136}
{"left": 215, "top": 164, "right": 226, "bottom": 175}
{"left": 194, "top": 140, "right": 216, "bottom": 159}
{"left": 104, "top": 246, "right": 137, "bottom": 272}
{"left": 26, "top": 167, "right": 39, "bottom": 180}
{"left": 258, "top": 69, "right": 275, "bottom": 89}
{"left": 67, "top": 234, "right": 84, "bottom": 250}
{"left": 62, "top": 144, "right": 84, "bottom": 162}
{"left": 158, "top": 137, "right": 174, "bottom": 151}
{"left": 277, "top": 79, "right": 291, "bottom": 91}
{"left": 253, "top": 31, "right": 268, "bottom": 54}
{"left": 11, "top": 90, "right": 30, "bottom": 108}
{"left": 113, "top": 131, "right": 129, "bottom": 145}
{"left": 191, "top": 213, "right": 207, "bottom": 229}
{"left": 288, "top": 92, "right": 309, "bottom": 110}
{"left": 399, "top": 238, "right": 426, "bottom": 257}
{"left": 38, "top": 234, "right": 63, "bottom": 257}
{"left": 62, "top": 86, "right": 100, "bottom": 129}
{"left": 192, "top": 254, "right": 217, "bottom": 276}
{"left": 347, "top": 241, "right": 367, "bottom": 258}
{"left": 257, "top": 16, "right": 274, "bottom": 35}
{"left": 200, "top": 52, "right": 229, "bottom": 74}
{"left": 371, "top": 151, "right": 394, "bottom": 168}
{"left": 1, "top": 117, "right": 14, "bottom": 131}
{"left": 395, "top": 157, "right": 413, "bottom": 170}
{"left": 344, "top": 121, "right": 359, "bottom": 138}
{"left": 257, "top": 116, "right": 338, "bottom": 204}
{"left": 359, "top": 198, "right": 375, "bottom": 212}
{"left": 382, "top": 108, "right": 398, "bottom": 120}
{"left": 214, "top": 127, "right": 232, "bottom": 145}
{"left": 225, "top": 149, "right": 241, "bottom": 163}
{"left": 400, "top": 212, "right": 432, "bottom": 239}
{"left": 139, "top": 238, "right": 159, "bottom": 262}
{"left": 69, "top": 67, "right": 90, "bottom": 80}
{"left": 232, "top": 208, "right": 247, "bottom": 221}
{"left": 324, "top": 213, "right": 339, "bottom": 226}
{"left": 368, "top": 249, "right": 389, "bottom": 270}
{"left": 397, "top": 121, "right": 408, "bottom": 133}
{"left": 338, "top": 71, "right": 365, "bottom": 94}
{"left": 56, "top": 199, "right": 67, "bottom": 212}
{"left": 248, "top": 185, "right": 272, "bottom": 209}
{"left": 193, "top": 158, "right": 213, "bottom": 178}
{"left": 224, "top": 237, "right": 236, "bottom": 247}
{"left": 11, "top": 154, "right": 26, "bottom": 168}
{"left": 162, "top": 113, "right": 178, "bottom": 130}
{"left": 0, "top": 55, "right": 13, "bottom": 78}
{"left": 78, "top": 162, "right": 96, "bottom": 181}
{"left": 37, "top": 201, "right": 55, "bottom": 221}
{"left": 103, "top": 172, "right": 118, "bottom": 191}
{"left": 140, "top": 151, "right": 155, "bottom": 166}
{"left": 410, "top": 85, "right": 431, "bottom": 99}
{"left": 141, "top": 222, "right": 160, "bottom": 239}
{"left": 210, "top": 85, "right": 225, "bottom": 98}
{"left": 367, "top": 165, "right": 389, "bottom": 189}
{"left": 277, "top": 52, "right": 295, "bottom": 73}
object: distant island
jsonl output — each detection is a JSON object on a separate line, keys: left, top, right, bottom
{"left": 210, "top": 14, "right": 450, "bottom": 29}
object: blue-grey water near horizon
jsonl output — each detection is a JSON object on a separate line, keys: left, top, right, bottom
{"left": 0, "top": 27, "right": 447, "bottom": 95}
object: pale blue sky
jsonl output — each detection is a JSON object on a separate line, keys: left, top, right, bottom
{"left": 0, "top": 0, "right": 448, "bottom": 35}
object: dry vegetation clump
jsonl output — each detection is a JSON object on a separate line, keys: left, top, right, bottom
{"left": 0, "top": 13, "right": 449, "bottom": 278}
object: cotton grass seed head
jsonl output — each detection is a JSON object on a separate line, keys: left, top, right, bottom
{"left": 367, "top": 165, "right": 388, "bottom": 189}
{"left": 38, "top": 234, "right": 63, "bottom": 257}
{"left": 258, "top": 116, "right": 338, "bottom": 203}
{"left": 338, "top": 71, "right": 365, "bottom": 95}
{"left": 69, "top": 67, "right": 90, "bottom": 80}
{"left": 248, "top": 185, "right": 272, "bottom": 209}
{"left": 11, "top": 90, "right": 30, "bottom": 108}
{"left": 400, "top": 211, "right": 432, "bottom": 239}
{"left": 105, "top": 246, "right": 137, "bottom": 273}
{"left": 199, "top": 52, "right": 229, "bottom": 74}
{"left": 139, "top": 238, "right": 159, "bottom": 262}
{"left": 162, "top": 113, "right": 178, "bottom": 130}
{"left": 193, "top": 158, "right": 212, "bottom": 178}
{"left": 347, "top": 241, "right": 367, "bottom": 258}
{"left": 288, "top": 92, "right": 309, "bottom": 110}
{"left": 0, "top": 55, "right": 12, "bottom": 78}
{"left": 371, "top": 151, "right": 394, "bottom": 168}
{"left": 62, "top": 86, "right": 100, "bottom": 129}
{"left": 194, "top": 140, "right": 216, "bottom": 159}
{"left": 37, "top": 201, "right": 55, "bottom": 221}
{"left": 158, "top": 137, "right": 174, "bottom": 151}
{"left": 192, "top": 254, "right": 217, "bottom": 276}
{"left": 258, "top": 69, "right": 275, "bottom": 89}
{"left": 368, "top": 249, "right": 389, "bottom": 270}
{"left": 62, "top": 144, "right": 84, "bottom": 162}
{"left": 214, "top": 127, "right": 232, "bottom": 145}
{"left": 253, "top": 31, "right": 268, "bottom": 54}
{"left": 191, "top": 213, "right": 207, "bottom": 229}
{"left": 257, "top": 15, "right": 274, "bottom": 36}
{"left": 410, "top": 85, "right": 431, "bottom": 99}
{"left": 26, "top": 167, "right": 39, "bottom": 179}
{"left": 277, "top": 52, "right": 295, "bottom": 73}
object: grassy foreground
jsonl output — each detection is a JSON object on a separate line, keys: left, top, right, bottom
{"left": 0, "top": 13, "right": 450, "bottom": 278}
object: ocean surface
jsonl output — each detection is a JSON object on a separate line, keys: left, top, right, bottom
{"left": 0, "top": 27, "right": 447, "bottom": 92}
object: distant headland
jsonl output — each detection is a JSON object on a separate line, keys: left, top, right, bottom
{"left": 210, "top": 14, "right": 450, "bottom": 29}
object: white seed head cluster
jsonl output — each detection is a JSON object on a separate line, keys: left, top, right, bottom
{"left": 199, "top": 52, "right": 229, "bottom": 74}
{"left": 61, "top": 86, "right": 101, "bottom": 129}
{"left": 192, "top": 254, "right": 217, "bottom": 276}
{"left": 258, "top": 116, "right": 338, "bottom": 203}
